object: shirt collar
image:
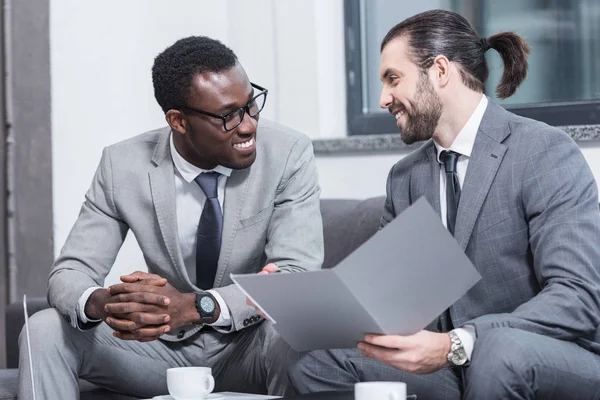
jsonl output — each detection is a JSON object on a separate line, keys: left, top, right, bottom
{"left": 169, "top": 133, "right": 232, "bottom": 183}
{"left": 434, "top": 94, "right": 488, "bottom": 163}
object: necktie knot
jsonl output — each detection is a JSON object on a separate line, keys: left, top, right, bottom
{"left": 440, "top": 150, "right": 460, "bottom": 173}
{"left": 194, "top": 172, "right": 220, "bottom": 199}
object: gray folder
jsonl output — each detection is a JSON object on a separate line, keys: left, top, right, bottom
{"left": 231, "top": 197, "right": 481, "bottom": 351}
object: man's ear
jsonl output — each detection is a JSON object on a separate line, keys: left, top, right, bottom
{"left": 166, "top": 109, "right": 187, "bottom": 135}
{"left": 432, "top": 55, "right": 451, "bottom": 88}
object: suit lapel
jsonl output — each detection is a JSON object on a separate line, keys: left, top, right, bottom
{"left": 454, "top": 102, "right": 510, "bottom": 250}
{"left": 213, "top": 167, "right": 251, "bottom": 287}
{"left": 411, "top": 142, "right": 441, "bottom": 217}
{"left": 149, "top": 132, "right": 188, "bottom": 282}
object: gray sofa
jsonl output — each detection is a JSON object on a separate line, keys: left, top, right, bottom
{"left": 1, "top": 196, "right": 385, "bottom": 399}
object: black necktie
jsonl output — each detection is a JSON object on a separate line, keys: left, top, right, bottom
{"left": 439, "top": 150, "right": 461, "bottom": 236}
{"left": 194, "top": 172, "right": 223, "bottom": 290}
{"left": 438, "top": 150, "right": 461, "bottom": 332}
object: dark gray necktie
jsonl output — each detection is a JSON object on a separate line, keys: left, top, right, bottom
{"left": 438, "top": 150, "right": 461, "bottom": 331}
{"left": 194, "top": 172, "right": 223, "bottom": 290}
{"left": 440, "top": 150, "right": 461, "bottom": 236}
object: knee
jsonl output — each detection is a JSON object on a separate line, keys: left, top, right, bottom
{"left": 19, "top": 308, "right": 67, "bottom": 349}
{"left": 466, "top": 328, "right": 537, "bottom": 397}
{"left": 287, "top": 351, "right": 315, "bottom": 393}
{"left": 471, "top": 328, "right": 535, "bottom": 375}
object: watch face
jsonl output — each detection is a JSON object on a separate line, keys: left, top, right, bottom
{"left": 451, "top": 352, "right": 468, "bottom": 366}
{"left": 200, "top": 296, "right": 215, "bottom": 314}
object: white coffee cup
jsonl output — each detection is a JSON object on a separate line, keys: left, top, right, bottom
{"left": 167, "top": 367, "right": 215, "bottom": 400}
{"left": 355, "top": 382, "right": 407, "bottom": 400}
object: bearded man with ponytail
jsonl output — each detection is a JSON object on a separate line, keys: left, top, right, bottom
{"left": 289, "top": 9, "right": 600, "bottom": 400}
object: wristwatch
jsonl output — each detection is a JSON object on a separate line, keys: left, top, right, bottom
{"left": 447, "top": 330, "right": 468, "bottom": 366}
{"left": 194, "top": 292, "right": 217, "bottom": 324}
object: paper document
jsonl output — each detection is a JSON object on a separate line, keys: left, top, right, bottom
{"left": 232, "top": 197, "right": 481, "bottom": 351}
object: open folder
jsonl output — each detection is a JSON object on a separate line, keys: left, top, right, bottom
{"left": 231, "top": 197, "right": 481, "bottom": 352}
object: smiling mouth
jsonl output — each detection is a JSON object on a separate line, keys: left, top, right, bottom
{"left": 233, "top": 137, "right": 255, "bottom": 149}
{"left": 393, "top": 109, "right": 406, "bottom": 120}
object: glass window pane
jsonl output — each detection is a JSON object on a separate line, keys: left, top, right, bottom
{"left": 359, "top": 0, "right": 600, "bottom": 113}
{"left": 361, "top": 0, "right": 455, "bottom": 114}
{"left": 483, "top": 0, "right": 600, "bottom": 106}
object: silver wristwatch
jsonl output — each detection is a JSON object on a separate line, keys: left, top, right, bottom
{"left": 447, "top": 330, "right": 468, "bottom": 366}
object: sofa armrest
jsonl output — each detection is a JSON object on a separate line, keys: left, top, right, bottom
{"left": 5, "top": 297, "right": 49, "bottom": 368}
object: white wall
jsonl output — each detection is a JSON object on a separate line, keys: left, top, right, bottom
{"left": 51, "top": 0, "right": 347, "bottom": 283}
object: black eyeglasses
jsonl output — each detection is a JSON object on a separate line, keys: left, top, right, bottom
{"left": 178, "top": 83, "right": 268, "bottom": 131}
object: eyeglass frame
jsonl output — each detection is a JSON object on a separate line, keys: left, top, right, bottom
{"left": 177, "top": 82, "right": 268, "bottom": 131}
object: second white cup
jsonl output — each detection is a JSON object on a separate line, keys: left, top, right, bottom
{"left": 167, "top": 367, "right": 215, "bottom": 400}
{"left": 355, "top": 381, "right": 407, "bottom": 400}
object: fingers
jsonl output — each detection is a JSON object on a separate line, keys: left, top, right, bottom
{"left": 105, "top": 301, "right": 168, "bottom": 315}
{"left": 108, "top": 291, "right": 170, "bottom": 306}
{"left": 120, "top": 271, "right": 164, "bottom": 282}
{"left": 120, "top": 271, "right": 166, "bottom": 283}
{"left": 364, "top": 334, "right": 404, "bottom": 349}
{"left": 260, "top": 263, "right": 280, "bottom": 274}
{"left": 112, "top": 325, "right": 171, "bottom": 342}
{"left": 106, "top": 314, "right": 170, "bottom": 332}
{"left": 358, "top": 342, "right": 398, "bottom": 362}
{"left": 137, "top": 278, "right": 168, "bottom": 286}
{"left": 108, "top": 282, "right": 166, "bottom": 298}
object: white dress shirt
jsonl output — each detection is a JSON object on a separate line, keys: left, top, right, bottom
{"left": 77, "top": 133, "right": 234, "bottom": 331}
{"left": 433, "top": 94, "right": 488, "bottom": 361}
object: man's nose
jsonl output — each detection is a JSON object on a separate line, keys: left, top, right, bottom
{"left": 237, "top": 111, "right": 258, "bottom": 134}
{"left": 380, "top": 88, "right": 393, "bottom": 110}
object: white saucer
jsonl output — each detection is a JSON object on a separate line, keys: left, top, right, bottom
{"left": 153, "top": 394, "right": 224, "bottom": 400}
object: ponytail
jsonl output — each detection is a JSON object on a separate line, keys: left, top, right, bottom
{"left": 485, "top": 32, "right": 531, "bottom": 99}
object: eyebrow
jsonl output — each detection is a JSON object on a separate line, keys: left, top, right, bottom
{"left": 381, "top": 69, "right": 403, "bottom": 82}
{"left": 216, "top": 88, "right": 255, "bottom": 114}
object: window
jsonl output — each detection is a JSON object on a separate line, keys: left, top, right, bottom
{"left": 345, "top": 0, "right": 600, "bottom": 135}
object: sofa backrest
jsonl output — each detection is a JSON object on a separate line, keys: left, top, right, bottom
{"left": 320, "top": 196, "right": 386, "bottom": 269}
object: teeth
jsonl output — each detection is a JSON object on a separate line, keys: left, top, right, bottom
{"left": 234, "top": 137, "right": 254, "bottom": 149}
{"left": 394, "top": 110, "right": 405, "bottom": 120}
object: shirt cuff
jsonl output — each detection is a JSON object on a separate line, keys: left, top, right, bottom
{"left": 77, "top": 287, "right": 104, "bottom": 324}
{"left": 453, "top": 325, "right": 476, "bottom": 361}
{"left": 207, "top": 290, "right": 232, "bottom": 332}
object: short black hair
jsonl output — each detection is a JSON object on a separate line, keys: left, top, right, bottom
{"left": 152, "top": 36, "right": 238, "bottom": 113}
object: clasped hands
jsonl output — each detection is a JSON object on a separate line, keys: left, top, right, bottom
{"left": 85, "top": 271, "right": 194, "bottom": 342}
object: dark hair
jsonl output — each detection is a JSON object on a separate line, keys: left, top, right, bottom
{"left": 381, "top": 10, "right": 530, "bottom": 99}
{"left": 152, "top": 36, "right": 238, "bottom": 113}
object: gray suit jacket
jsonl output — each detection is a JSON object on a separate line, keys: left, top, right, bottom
{"left": 383, "top": 100, "right": 600, "bottom": 355}
{"left": 48, "top": 119, "right": 324, "bottom": 341}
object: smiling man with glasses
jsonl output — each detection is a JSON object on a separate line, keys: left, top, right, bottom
{"left": 18, "top": 36, "right": 323, "bottom": 399}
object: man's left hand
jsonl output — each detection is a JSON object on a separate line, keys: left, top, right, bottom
{"left": 358, "top": 330, "right": 452, "bottom": 374}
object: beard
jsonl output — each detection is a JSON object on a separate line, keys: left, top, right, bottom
{"left": 399, "top": 72, "right": 443, "bottom": 145}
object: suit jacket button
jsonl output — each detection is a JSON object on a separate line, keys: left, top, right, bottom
{"left": 177, "top": 330, "right": 185, "bottom": 339}
{"left": 243, "top": 319, "right": 249, "bottom": 326}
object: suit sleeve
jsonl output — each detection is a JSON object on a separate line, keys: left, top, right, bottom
{"left": 264, "top": 136, "right": 324, "bottom": 272}
{"left": 48, "top": 147, "right": 129, "bottom": 330}
{"left": 211, "top": 135, "right": 324, "bottom": 331}
{"left": 468, "top": 132, "right": 600, "bottom": 340}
